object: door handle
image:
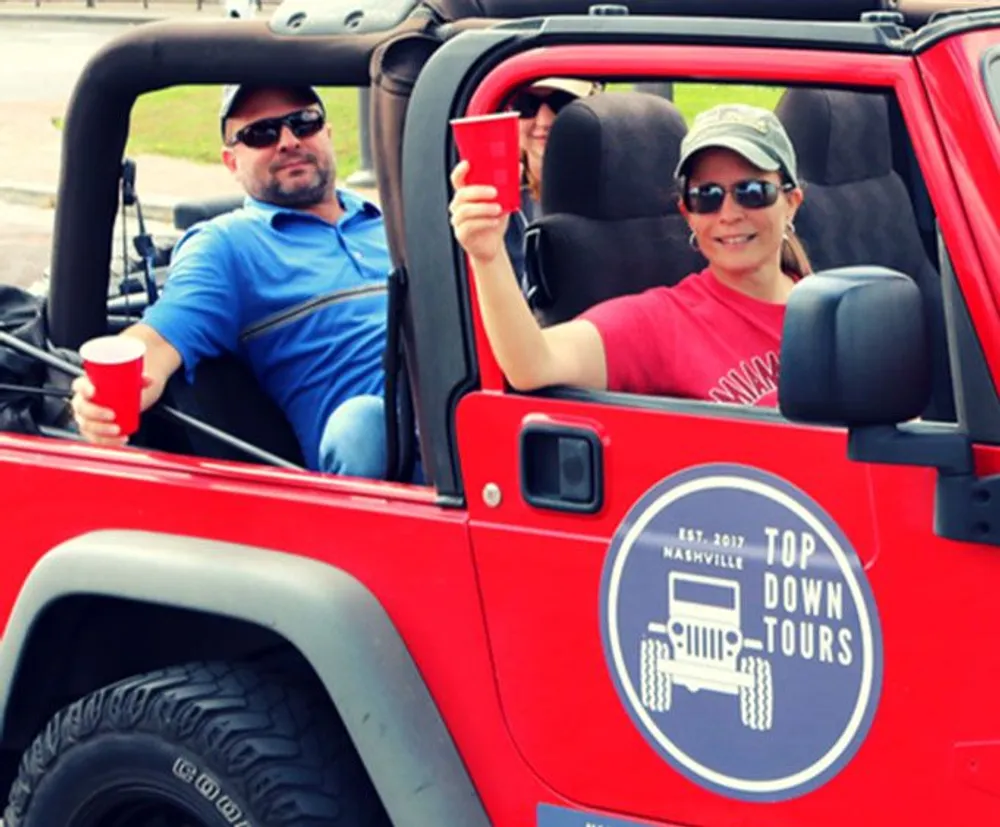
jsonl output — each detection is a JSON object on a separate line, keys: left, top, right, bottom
{"left": 520, "top": 423, "right": 603, "bottom": 513}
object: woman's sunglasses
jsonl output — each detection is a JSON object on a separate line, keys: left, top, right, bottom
{"left": 683, "top": 179, "right": 795, "bottom": 214}
{"left": 511, "top": 90, "right": 578, "bottom": 119}
{"left": 227, "top": 108, "right": 325, "bottom": 149}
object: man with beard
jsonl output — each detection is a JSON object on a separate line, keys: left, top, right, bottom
{"left": 69, "top": 85, "right": 396, "bottom": 479}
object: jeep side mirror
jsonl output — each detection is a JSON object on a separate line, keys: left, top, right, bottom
{"left": 779, "top": 266, "right": 931, "bottom": 427}
{"left": 777, "top": 267, "right": 1000, "bottom": 548}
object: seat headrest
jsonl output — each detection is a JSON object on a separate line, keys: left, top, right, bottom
{"left": 776, "top": 88, "right": 892, "bottom": 186}
{"left": 541, "top": 91, "right": 689, "bottom": 220}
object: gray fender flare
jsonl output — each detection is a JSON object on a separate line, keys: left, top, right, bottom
{"left": 0, "top": 529, "right": 489, "bottom": 827}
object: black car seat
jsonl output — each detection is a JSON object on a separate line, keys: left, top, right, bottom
{"left": 523, "top": 90, "right": 706, "bottom": 327}
{"left": 157, "top": 355, "right": 307, "bottom": 468}
{"left": 776, "top": 86, "right": 956, "bottom": 422}
{"left": 173, "top": 195, "right": 245, "bottom": 232}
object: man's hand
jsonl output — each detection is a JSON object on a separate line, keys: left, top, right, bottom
{"left": 70, "top": 373, "right": 162, "bottom": 446}
{"left": 69, "top": 325, "right": 179, "bottom": 446}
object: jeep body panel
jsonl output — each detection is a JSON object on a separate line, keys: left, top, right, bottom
{"left": 459, "top": 395, "right": 891, "bottom": 821}
{"left": 0, "top": 435, "right": 556, "bottom": 827}
{"left": 917, "top": 28, "right": 1000, "bottom": 389}
{"left": 0, "top": 528, "right": 489, "bottom": 827}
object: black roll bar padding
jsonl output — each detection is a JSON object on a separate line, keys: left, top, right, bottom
{"left": 0, "top": 330, "right": 304, "bottom": 470}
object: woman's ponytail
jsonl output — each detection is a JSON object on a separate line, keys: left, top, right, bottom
{"left": 780, "top": 228, "right": 812, "bottom": 280}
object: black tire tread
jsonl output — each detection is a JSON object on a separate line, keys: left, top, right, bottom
{"left": 3, "top": 656, "right": 387, "bottom": 827}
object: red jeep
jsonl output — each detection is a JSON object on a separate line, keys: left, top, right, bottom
{"left": 0, "top": 0, "right": 998, "bottom": 824}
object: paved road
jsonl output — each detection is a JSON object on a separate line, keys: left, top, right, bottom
{"left": 0, "top": 202, "right": 55, "bottom": 291}
{"left": 0, "top": 18, "right": 148, "bottom": 290}
{"left": 0, "top": 199, "right": 176, "bottom": 292}
{"left": 0, "top": 19, "right": 136, "bottom": 102}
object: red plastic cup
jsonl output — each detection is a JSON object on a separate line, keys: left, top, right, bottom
{"left": 79, "top": 335, "right": 146, "bottom": 437}
{"left": 450, "top": 111, "right": 521, "bottom": 213}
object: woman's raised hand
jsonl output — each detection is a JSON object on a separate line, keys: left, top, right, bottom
{"left": 448, "top": 160, "right": 510, "bottom": 265}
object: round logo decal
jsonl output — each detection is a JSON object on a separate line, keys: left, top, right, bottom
{"left": 599, "top": 464, "right": 883, "bottom": 802}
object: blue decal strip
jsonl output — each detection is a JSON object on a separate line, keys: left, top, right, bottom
{"left": 538, "top": 803, "right": 656, "bottom": 827}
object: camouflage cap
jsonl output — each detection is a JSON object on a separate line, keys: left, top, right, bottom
{"left": 675, "top": 103, "right": 798, "bottom": 187}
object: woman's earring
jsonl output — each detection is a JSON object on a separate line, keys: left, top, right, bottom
{"left": 689, "top": 231, "right": 700, "bottom": 251}
{"left": 783, "top": 220, "right": 796, "bottom": 241}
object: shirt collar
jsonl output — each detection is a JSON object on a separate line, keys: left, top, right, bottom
{"left": 244, "top": 188, "right": 382, "bottom": 228}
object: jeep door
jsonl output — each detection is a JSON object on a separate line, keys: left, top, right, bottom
{"left": 453, "top": 34, "right": 981, "bottom": 827}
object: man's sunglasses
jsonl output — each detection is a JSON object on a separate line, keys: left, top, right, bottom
{"left": 227, "top": 108, "right": 325, "bottom": 149}
{"left": 511, "top": 90, "right": 578, "bottom": 119}
{"left": 683, "top": 179, "right": 795, "bottom": 214}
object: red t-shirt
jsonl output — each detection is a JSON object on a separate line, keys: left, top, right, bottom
{"left": 580, "top": 268, "right": 785, "bottom": 407}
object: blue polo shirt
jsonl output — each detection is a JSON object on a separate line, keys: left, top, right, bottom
{"left": 142, "top": 189, "right": 390, "bottom": 469}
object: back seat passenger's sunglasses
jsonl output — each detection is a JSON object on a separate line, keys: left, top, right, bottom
{"left": 683, "top": 179, "right": 795, "bottom": 214}
{"left": 227, "top": 108, "right": 325, "bottom": 149}
{"left": 512, "top": 90, "right": 578, "bottom": 119}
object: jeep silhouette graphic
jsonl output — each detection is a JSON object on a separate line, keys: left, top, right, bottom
{"left": 640, "top": 572, "right": 773, "bottom": 731}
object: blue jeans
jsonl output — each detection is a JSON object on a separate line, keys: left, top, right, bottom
{"left": 318, "top": 394, "right": 422, "bottom": 482}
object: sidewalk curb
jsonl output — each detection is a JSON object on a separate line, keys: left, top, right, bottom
{"left": 0, "top": 8, "right": 165, "bottom": 23}
{"left": 0, "top": 183, "right": 57, "bottom": 211}
{"left": 0, "top": 181, "right": 177, "bottom": 224}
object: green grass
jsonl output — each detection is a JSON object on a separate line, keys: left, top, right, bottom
{"left": 114, "top": 82, "right": 784, "bottom": 173}
{"left": 672, "top": 83, "right": 784, "bottom": 122}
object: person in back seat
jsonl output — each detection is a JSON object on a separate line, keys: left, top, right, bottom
{"left": 450, "top": 103, "right": 812, "bottom": 407}
{"left": 504, "top": 77, "right": 602, "bottom": 284}
{"left": 69, "top": 84, "right": 405, "bottom": 479}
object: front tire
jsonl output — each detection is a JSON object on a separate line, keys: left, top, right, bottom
{"left": 639, "top": 637, "right": 672, "bottom": 713}
{"left": 738, "top": 654, "right": 774, "bottom": 732}
{"left": 3, "top": 658, "right": 389, "bottom": 827}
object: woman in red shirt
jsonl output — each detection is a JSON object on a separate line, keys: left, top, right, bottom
{"left": 449, "top": 102, "right": 813, "bottom": 408}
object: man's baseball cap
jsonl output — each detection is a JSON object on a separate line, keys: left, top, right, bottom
{"left": 528, "top": 77, "right": 603, "bottom": 98}
{"left": 219, "top": 84, "right": 325, "bottom": 137}
{"left": 674, "top": 103, "right": 799, "bottom": 188}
